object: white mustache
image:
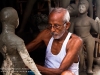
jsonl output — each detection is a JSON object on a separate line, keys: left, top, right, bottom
{"left": 51, "top": 32, "right": 58, "bottom": 36}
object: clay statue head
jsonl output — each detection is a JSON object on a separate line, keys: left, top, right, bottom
{"left": 0, "top": 7, "right": 19, "bottom": 28}
{"left": 78, "top": 0, "right": 89, "bottom": 14}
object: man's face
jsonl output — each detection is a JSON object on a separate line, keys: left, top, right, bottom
{"left": 48, "top": 13, "right": 66, "bottom": 39}
{"left": 78, "top": 4, "right": 87, "bottom": 13}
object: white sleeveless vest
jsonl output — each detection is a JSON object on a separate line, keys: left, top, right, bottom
{"left": 45, "top": 32, "right": 79, "bottom": 75}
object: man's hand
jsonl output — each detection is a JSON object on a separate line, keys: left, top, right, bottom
{"left": 61, "top": 70, "right": 75, "bottom": 75}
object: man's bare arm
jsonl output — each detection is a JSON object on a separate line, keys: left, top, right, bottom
{"left": 59, "top": 36, "right": 83, "bottom": 70}
{"left": 26, "top": 29, "right": 51, "bottom": 52}
{"left": 36, "top": 64, "right": 62, "bottom": 75}
{"left": 26, "top": 31, "right": 44, "bottom": 52}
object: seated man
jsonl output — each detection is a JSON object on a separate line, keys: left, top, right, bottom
{"left": 0, "top": 7, "right": 41, "bottom": 75}
{"left": 26, "top": 7, "right": 83, "bottom": 75}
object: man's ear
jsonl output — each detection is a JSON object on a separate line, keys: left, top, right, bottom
{"left": 66, "top": 22, "right": 70, "bottom": 30}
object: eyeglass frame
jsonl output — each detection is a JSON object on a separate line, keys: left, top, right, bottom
{"left": 47, "top": 21, "right": 67, "bottom": 30}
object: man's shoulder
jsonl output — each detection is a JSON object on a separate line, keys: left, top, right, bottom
{"left": 33, "top": 29, "right": 52, "bottom": 44}
{"left": 40, "top": 28, "right": 50, "bottom": 34}
{"left": 67, "top": 33, "right": 83, "bottom": 51}
{"left": 71, "top": 33, "right": 83, "bottom": 43}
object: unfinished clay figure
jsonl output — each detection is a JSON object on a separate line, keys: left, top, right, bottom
{"left": 69, "top": 0, "right": 100, "bottom": 74}
{"left": 0, "top": 7, "right": 41, "bottom": 75}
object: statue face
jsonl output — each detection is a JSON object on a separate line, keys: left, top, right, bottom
{"left": 78, "top": 4, "right": 87, "bottom": 13}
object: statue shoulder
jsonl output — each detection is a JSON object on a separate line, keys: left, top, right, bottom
{"left": 13, "top": 35, "right": 24, "bottom": 45}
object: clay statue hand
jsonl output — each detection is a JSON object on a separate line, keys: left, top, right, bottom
{"left": 95, "top": 17, "right": 100, "bottom": 34}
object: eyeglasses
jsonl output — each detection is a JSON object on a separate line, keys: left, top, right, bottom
{"left": 48, "top": 22, "right": 66, "bottom": 29}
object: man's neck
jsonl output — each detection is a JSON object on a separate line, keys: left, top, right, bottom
{"left": 55, "top": 31, "right": 68, "bottom": 42}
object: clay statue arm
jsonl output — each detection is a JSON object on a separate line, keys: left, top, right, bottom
{"left": 17, "top": 42, "right": 41, "bottom": 75}
{"left": 92, "top": 17, "right": 100, "bottom": 33}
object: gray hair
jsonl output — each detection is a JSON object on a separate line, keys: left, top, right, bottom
{"left": 63, "top": 9, "right": 70, "bottom": 22}
{"left": 49, "top": 7, "right": 70, "bottom": 22}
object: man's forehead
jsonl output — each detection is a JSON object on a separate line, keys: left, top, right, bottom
{"left": 49, "top": 10, "right": 66, "bottom": 17}
{"left": 49, "top": 12, "right": 64, "bottom": 20}
{"left": 48, "top": 13, "right": 64, "bottom": 24}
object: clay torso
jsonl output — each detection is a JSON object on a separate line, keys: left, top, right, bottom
{"left": 0, "top": 33, "right": 27, "bottom": 75}
{"left": 74, "top": 16, "right": 91, "bottom": 38}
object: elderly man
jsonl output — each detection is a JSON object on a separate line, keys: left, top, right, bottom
{"left": 26, "top": 7, "right": 83, "bottom": 75}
